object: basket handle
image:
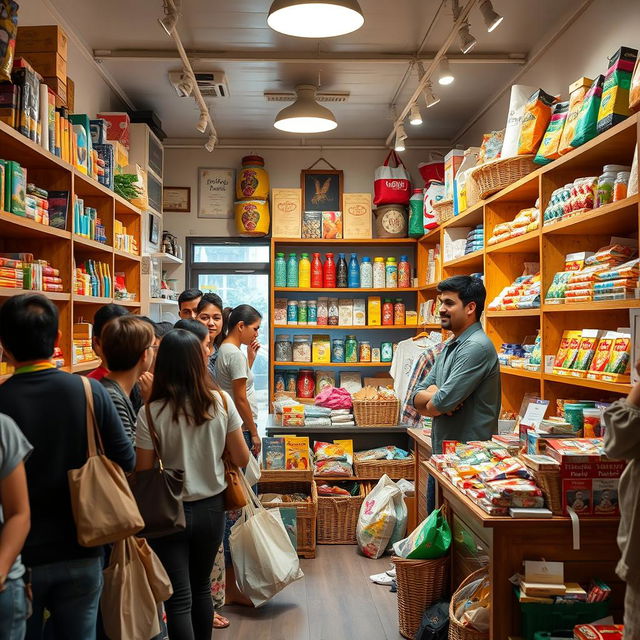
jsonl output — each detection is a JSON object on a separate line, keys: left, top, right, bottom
{"left": 450, "top": 566, "right": 490, "bottom": 615}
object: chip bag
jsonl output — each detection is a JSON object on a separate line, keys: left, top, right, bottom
{"left": 518, "top": 89, "right": 557, "bottom": 155}
{"left": 534, "top": 101, "right": 569, "bottom": 164}
{"left": 559, "top": 77, "right": 593, "bottom": 155}
{"left": 571, "top": 75, "right": 604, "bottom": 148}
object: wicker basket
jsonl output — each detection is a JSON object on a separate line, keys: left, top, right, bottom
{"left": 531, "top": 469, "right": 563, "bottom": 516}
{"left": 354, "top": 454, "right": 415, "bottom": 480}
{"left": 433, "top": 198, "right": 454, "bottom": 223}
{"left": 470, "top": 155, "right": 536, "bottom": 200}
{"left": 316, "top": 482, "right": 365, "bottom": 544}
{"left": 259, "top": 479, "right": 318, "bottom": 558}
{"left": 393, "top": 555, "right": 450, "bottom": 639}
{"left": 448, "top": 568, "right": 490, "bottom": 640}
{"left": 352, "top": 398, "right": 399, "bottom": 427}
{"left": 465, "top": 173, "right": 482, "bottom": 208}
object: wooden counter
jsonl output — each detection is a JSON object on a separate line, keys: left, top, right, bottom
{"left": 407, "top": 428, "right": 432, "bottom": 524}
{"left": 425, "top": 461, "right": 624, "bottom": 639}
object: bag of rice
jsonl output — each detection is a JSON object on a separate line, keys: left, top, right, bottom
{"left": 597, "top": 46, "right": 638, "bottom": 133}
{"left": 518, "top": 89, "right": 557, "bottom": 155}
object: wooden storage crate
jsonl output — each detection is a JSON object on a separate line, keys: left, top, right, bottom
{"left": 316, "top": 481, "right": 366, "bottom": 545}
{"left": 354, "top": 454, "right": 415, "bottom": 480}
{"left": 258, "top": 472, "right": 318, "bottom": 558}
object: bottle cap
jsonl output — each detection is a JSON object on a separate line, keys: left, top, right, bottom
{"left": 276, "top": 252, "right": 284, "bottom": 257}
{"left": 289, "top": 252, "right": 297, "bottom": 257}
{"left": 362, "top": 257, "right": 371, "bottom": 262}
{"left": 325, "top": 252, "right": 334, "bottom": 258}
{"left": 338, "top": 252, "right": 345, "bottom": 259}
{"left": 395, "top": 297, "right": 403, "bottom": 302}
{"left": 383, "top": 298, "right": 392, "bottom": 302}
{"left": 374, "top": 257, "right": 384, "bottom": 262}
{"left": 386, "top": 257, "right": 397, "bottom": 263}
{"left": 300, "top": 253, "right": 309, "bottom": 259}
{"left": 400, "top": 255, "right": 408, "bottom": 261}
{"left": 351, "top": 253, "right": 358, "bottom": 258}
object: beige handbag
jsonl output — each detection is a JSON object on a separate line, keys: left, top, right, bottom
{"left": 131, "top": 536, "right": 173, "bottom": 603}
{"left": 68, "top": 377, "right": 144, "bottom": 547}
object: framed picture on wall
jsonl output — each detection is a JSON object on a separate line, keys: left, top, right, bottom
{"left": 198, "top": 168, "right": 236, "bottom": 219}
{"left": 163, "top": 186, "right": 191, "bottom": 213}
{"left": 149, "top": 213, "right": 160, "bottom": 244}
{"left": 301, "top": 169, "right": 343, "bottom": 212}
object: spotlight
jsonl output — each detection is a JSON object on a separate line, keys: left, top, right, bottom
{"left": 479, "top": 0, "right": 503, "bottom": 32}
{"left": 409, "top": 103, "right": 423, "bottom": 126}
{"left": 458, "top": 22, "right": 477, "bottom": 54}
{"left": 205, "top": 134, "right": 217, "bottom": 152}
{"left": 438, "top": 57, "right": 454, "bottom": 86}
{"left": 424, "top": 84, "right": 440, "bottom": 108}
{"left": 196, "top": 112, "right": 208, "bottom": 133}
{"left": 394, "top": 125, "right": 407, "bottom": 152}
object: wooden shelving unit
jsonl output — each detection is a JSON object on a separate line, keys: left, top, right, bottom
{"left": 0, "top": 120, "right": 142, "bottom": 376}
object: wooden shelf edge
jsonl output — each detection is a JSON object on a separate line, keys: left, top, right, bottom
{"left": 0, "top": 211, "right": 71, "bottom": 239}
{"left": 442, "top": 201, "right": 485, "bottom": 229}
{"left": 118, "top": 300, "right": 141, "bottom": 307}
{"left": 114, "top": 249, "right": 141, "bottom": 262}
{"left": 442, "top": 249, "right": 484, "bottom": 269}
{"left": 485, "top": 309, "right": 541, "bottom": 317}
{"left": 151, "top": 252, "right": 183, "bottom": 265}
{"left": 273, "top": 287, "right": 419, "bottom": 293}
{"left": 500, "top": 365, "right": 542, "bottom": 380}
{"left": 485, "top": 229, "right": 540, "bottom": 254}
{"left": 73, "top": 236, "right": 113, "bottom": 253}
{"left": 73, "top": 295, "right": 113, "bottom": 304}
{"left": 543, "top": 372, "right": 631, "bottom": 394}
{"left": 273, "top": 324, "right": 419, "bottom": 330}
{"left": 71, "top": 360, "right": 101, "bottom": 373}
{"left": 542, "top": 299, "right": 639, "bottom": 312}
{"left": 0, "top": 288, "right": 70, "bottom": 301}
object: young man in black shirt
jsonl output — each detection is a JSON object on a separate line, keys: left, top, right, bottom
{"left": 0, "top": 294, "right": 134, "bottom": 640}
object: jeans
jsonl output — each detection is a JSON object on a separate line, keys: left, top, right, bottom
{"left": 26, "top": 556, "right": 103, "bottom": 640}
{"left": 0, "top": 577, "right": 28, "bottom": 639}
{"left": 150, "top": 493, "right": 226, "bottom": 640}
{"left": 427, "top": 474, "right": 436, "bottom": 514}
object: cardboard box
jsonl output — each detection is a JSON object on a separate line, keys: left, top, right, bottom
{"left": 66, "top": 77, "right": 74, "bottom": 113}
{"left": 444, "top": 149, "right": 465, "bottom": 200}
{"left": 368, "top": 296, "right": 381, "bottom": 326}
{"left": 23, "top": 52, "right": 66, "bottom": 82}
{"left": 113, "top": 141, "right": 129, "bottom": 173}
{"left": 97, "top": 112, "right": 131, "bottom": 149}
{"left": 16, "top": 25, "right": 68, "bottom": 60}
{"left": 43, "top": 77, "right": 67, "bottom": 106}
{"left": 353, "top": 299, "right": 366, "bottom": 325}
{"left": 343, "top": 193, "right": 372, "bottom": 239}
{"left": 312, "top": 335, "right": 331, "bottom": 363}
{"left": 271, "top": 188, "right": 302, "bottom": 238}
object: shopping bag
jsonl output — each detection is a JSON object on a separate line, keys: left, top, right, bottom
{"left": 101, "top": 537, "right": 161, "bottom": 640}
{"left": 131, "top": 536, "right": 173, "bottom": 604}
{"left": 229, "top": 473, "right": 303, "bottom": 607}
{"left": 373, "top": 151, "right": 411, "bottom": 206}
{"left": 392, "top": 507, "right": 451, "bottom": 559}
{"left": 244, "top": 453, "right": 262, "bottom": 487}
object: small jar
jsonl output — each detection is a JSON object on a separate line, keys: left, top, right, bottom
{"left": 297, "top": 369, "right": 316, "bottom": 398}
{"left": 359, "top": 341, "right": 372, "bottom": 362}
{"left": 275, "top": 334, "right": 293, "bottom": 362}
{"left": 381, "top": 341, "right": 393, "bottom": 362}
{"left": 371, "top": 347, "right": 381, "bottom": 362}
{"left": 298, "top": 300, "right": 308, "bottom": 325}
{"left": 345, "top": 335, "right": 358, "bottom": 363}
{"left": 614, "top": 171, "right": 630, "bottom": 202}
{"left": 307, "top": 300, "right": 318, "bottom": 325}
{"left": 332, "top": 338, "right": 345, "bottom": 363}
{"left": 274, "top": 371, "right": 286, "bottom": 393}
{"left": 285, "top": 370, "right": 298, "bottom": 393}
{"left": 292, "top": 335, "right": 312, "bottom": 362}
{"left": 317, "top": 297, "right": 329, "bottom": 325}
{"left": 382, "top": 298, "right": 394, "bottom": 325}
{"left": 394, "top": 298, "right": 406, "bottom": 325}
{"left": 287, "top": 300, "right": 298, "bottom": 325}
{"left": 328, "top": 297, "right": 339, "bottom": 326}
{"left": 373, "top": 257, "right": 386, "bottom": 288}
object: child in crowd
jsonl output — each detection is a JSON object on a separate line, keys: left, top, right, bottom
{"left": 87, "top": 303, "right": 129, "bottom": 381}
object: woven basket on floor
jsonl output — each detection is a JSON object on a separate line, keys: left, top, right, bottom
{"left": 352, "top": 398, "right": 399, "bottom": 427}
{"left": 470, "top": 155, "right": 536, "bottom": 200}
{"left": 393, "top": 555, "right": 450, "bottom": 639}
{"left": 354, "top": 455, "right": 415, "bottom": 480}
{"left": 316, "top": 483, "right": 365, "bottom": 544}
{"left": 433, "top": 198, "right": 454, "bottom": 224}
{"left": 448, "top": 568, "right": 490, "bottom": 640}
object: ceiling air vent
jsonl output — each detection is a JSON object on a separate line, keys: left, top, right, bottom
{"left": 264, "top": 90, "right": 349, "bottom": 103}
{"left": 169, "top": 70, "right": 230, "bottom": 98}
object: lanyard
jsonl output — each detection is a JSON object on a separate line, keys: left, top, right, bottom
{"left": 14, "top": 362, "right": 56, "bottom": 375}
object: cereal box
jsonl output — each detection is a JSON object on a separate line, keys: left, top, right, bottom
{"left": 570, "top": 329, "right": 602, "bottom": 376}
{"left": 552, "top": 330, "right": 582, "bottom": 373}
{"left": 600, "top": 333, "right": 631, "bottom": 382}
{"left": 587, "top": 331, "right": 618, "bottom": 380}
{"left": 322, "top": 211, "right": 343, "bottom": 239}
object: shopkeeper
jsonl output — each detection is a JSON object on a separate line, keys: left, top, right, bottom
{"left": 412, "top": 275, "right": 500, "bottom": 455}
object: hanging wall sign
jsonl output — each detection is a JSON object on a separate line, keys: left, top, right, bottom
{"left": 271, "top": 188, "right": 302, "bottom": 238}
{"left": 198, "top": 168, "right": 236, "bottom": 218}
{"left": 343, "top": 192, "right": 372, "bottom": 239}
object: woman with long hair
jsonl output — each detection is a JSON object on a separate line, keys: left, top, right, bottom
{"left": 135, "top": 329, "right": 249, "bottom": 640}
{"left": 195, "top": 294, "right": 226, "bottom": 378}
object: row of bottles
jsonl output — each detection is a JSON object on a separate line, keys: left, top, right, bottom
{"left": 275, "top": 252, "right": 412, "bottom": 289}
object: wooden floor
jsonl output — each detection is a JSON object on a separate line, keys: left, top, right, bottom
{"left": 221, "top": 545, "right": 403, "bottom": 639}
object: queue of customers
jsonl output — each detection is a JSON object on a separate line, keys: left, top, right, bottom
{"left": 0, "top": 287, "right": 264, "bottom": 639}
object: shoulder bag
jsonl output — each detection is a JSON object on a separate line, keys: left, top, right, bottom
{"left": 128, "top": 404, "right": 185, "bottom": 538}
{"left": 218, "top": 390, "right": 248, "bottom": 511}
{"left": 68, "top": 377, "right": 145, "bottom": 546}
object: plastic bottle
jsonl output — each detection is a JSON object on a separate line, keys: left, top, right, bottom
{"left": 360, "top": 257, "right": 373, "bottom": 288}
{"left": 385, "top": 257, "right": 398, "bottom": 288}
{"left": 409, "top": 188, "right": 425, "bottom": 238}
{"left": 398, "top": 255, "right": 411, "bottom": 288}
{"left": 373, "top": 257, "right": 386, "bottom": 288}
{"left": 336, "top": 253, "right": 348, "bottom": 288}
{"left": 348, "top": 253, "right": 360, "bottom": 288}
{"left": 274, "top": 252, "right": 287, "bottom": 287}
{"left": 323, "top": 253, "right": 336, "bottom": 288}
{"left": 286, "top": 253, "right": 298, "bottom": 287}
{"left": 394, "top": 298, "right": 406, "bottom": 325}
{"left": 597, "top": 164, "right": 631, "bottom": 207}
{"left": 382, "top": 299, "right": 394, "bottom": 325}
{"left": 298, "top": 252, "right": 311, "bottom": 288}
{"left": 311, "top": 253, "right": 323, "bottom": 288}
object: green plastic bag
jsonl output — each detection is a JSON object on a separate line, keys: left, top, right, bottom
{"left": 393, "top": 507, "right": 451, "bottom": 559}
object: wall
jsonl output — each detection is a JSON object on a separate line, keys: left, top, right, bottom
{"left": 457, "top": 0, "right": 640, "bottom": 145}
{"left": 163, "top": 146, "right": 434, "bottom": 286}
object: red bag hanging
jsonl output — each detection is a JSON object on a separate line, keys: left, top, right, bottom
{"left": 373, "top": 151, "right": 411, "bottom": 206}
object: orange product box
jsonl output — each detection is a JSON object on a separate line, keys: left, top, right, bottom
{"left": 16, "top": 25, "right": 68, "bottom": 59}
{"left": 23, "top": 52, "right": 66, "bottom": 81}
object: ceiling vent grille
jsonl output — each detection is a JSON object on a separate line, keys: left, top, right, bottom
{"left": 264, "top": 91, "right": 349, "bottom": 103}
{"left": 169, "top": 70, "right": 230, "bottom": 98}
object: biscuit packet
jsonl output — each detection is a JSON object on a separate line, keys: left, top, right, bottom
{"left": 518, "top": 89, "right": 557, "bottom": 155}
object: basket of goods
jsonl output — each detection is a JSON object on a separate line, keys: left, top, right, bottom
{"left": 354, "top": 446, "right": 415, "bottom": 480}
{"left": 470, "top": 155, "right": 536, "bottom": 200}
{"left": 433, "top": 198, "right": 454, "bottom": 223}
{"left": 352, "top": 386, "right": 400, "bottom": 427}
{"left": 448, "top": 568, "right": 491, "bottom": 640}
{"left": 519, "top": 453, "right": 563, "bottom": 516}
{"left": 316, "top": 481, "right": 369, "bottom": 544}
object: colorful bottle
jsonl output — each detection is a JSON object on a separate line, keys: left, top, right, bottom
{"left": 311, "top": 252, "right": 323, "bottom": 288}
{"left": 409, "top": 188, "right": 425, "bottom": 238}
{"left": 373, "top": 257, "right": 386, "bottom": 288}
{"left": 348, "top": 253, "right": 360, "bottom": 288}
{"left": 336, "top": 253, "right": 348, "bottom": 288}
{"left": 360, "top": 257, "right": 373, "bottom": 288}
{"left": 382, "top": 299, "right": 394, "bottom": 325}
{"left": 394, "top": 298, "right": 406, "bottom": 325}
{"left": 298, "top": 252, "right": 311, "bottom": 288}
{"left": 385, "top": 257, "right": 398, "bottom": 288}
{"left": 323, "top": 253, "right": 336, "bottom": 288}
{"left": 398, "top": 255, "right": 411, "bottom": 288}
{"left": 345, "top": 335, "right": 358, "bottom": 363}
{"left": 274, "top": 252, "right": 287, "bottom": 287}
{"left": 286, "top": 253, "right": 299, "bottom": 287}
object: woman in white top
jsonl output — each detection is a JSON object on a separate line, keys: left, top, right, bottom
{"left": 135, "top": 329, "right": 249, "bottom": 640}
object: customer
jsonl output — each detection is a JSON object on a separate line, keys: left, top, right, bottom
{"left": 174, "top": 318, "right": 212, "bottom": 366}
{"left": 132, "top": 317, "right": 172, "bottom": 411}
{"left": 0, "top": 413, "right": 32, "bottom": 640}
{"left": 178, "top": 288, "right": 203, "bottom": 320}
{"left": 136, "top": 329, "right": 249, "bottom": 640}
{"left": 100, "top": 315, "right": 155, "bottom": 442}
{"left": 0, "top": 294, "right": 134, "bottom": 639}
{"left": 87, "top": 303, "right": 129, "bottom": 380}
{"left": 196, "top": 293, "right": 226, "bottom": 376}
{"left": 604, "top": 360, "right": 640, "bottom": 640}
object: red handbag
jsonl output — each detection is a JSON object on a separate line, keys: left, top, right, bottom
{"left": 373, "top": 151, "right": 411, "bottom": 206}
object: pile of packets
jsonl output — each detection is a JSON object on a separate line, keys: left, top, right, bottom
{"left": 546, "top": 243, "right": 639, "bottom": 304}
{"left": 464, "top": 225, "right": 484, "bottom": 255}
{"left": 313, "top": 440, "right": 354, "bottom": 476}
{"left": 430, "top": 441, "right": 546, "bottom": 517}
{"left": 487, "top": 205, "right": 540, "bottom": 245}
{"left": 497, "top": 333, "right": 542, "bottom": 372}
{"left": 0, "top": 253, "right": 63, "bottom": 292}
{"left": 574, "top": 625, "right": 624, "bottom": 640}
{"left": 487, "top": 265, "right": 541, "bottom": 311}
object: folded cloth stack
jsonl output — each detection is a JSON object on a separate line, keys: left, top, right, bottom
{"left": 305, "top": 405, "right": 332, "bottom": 426}
{"left": 465, "top": 224, "right": 484, "bottom": 255}
{"left": 331, "top": 409, "right": 355, "bottom": 427}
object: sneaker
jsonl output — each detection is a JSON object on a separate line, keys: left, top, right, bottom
{"left": 386, "top": 566, "right": 397, "bottom": 578}
{"left": 369, "top": 572, "right": 395, "bottom": 586}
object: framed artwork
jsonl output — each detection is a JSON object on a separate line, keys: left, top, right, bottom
{"left": 301, "top": 169, "right": 343, "bottom": 212}
{"left": 163, "top": 186, "right": 191, "bottom": 213}
{"left": 149, "top": 213, "right": 160, "bottom": 244}
{"left": 198, "top": 168, "right": 236, "bottom": 219}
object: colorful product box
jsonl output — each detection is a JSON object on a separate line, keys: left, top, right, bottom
{"left": 322, "top": 210, "right": 343, "bottom": 239}
{"left": 93, "top": 143, "right": 114, "bottom": 190}
{"left": 97, "top": 112, "right": 131, "bottom": 150}
{"left": 353, "top": 299, "right": 366, "bottom": 326}
{"left": 90, "top": 119, "right": 108, "bottom": 145}
{"left": 368, "top": 296, "right": 381, "bottom": 326}
{"left": 312, "top": 335, "right": 331, "bottom": 363}
{"left": 444, "top": 149, "right": 465, "bottom": 201}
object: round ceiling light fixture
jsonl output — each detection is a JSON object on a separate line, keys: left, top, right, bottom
{"left": 267, "top": 0, "right": 365, "bottom": 38}
{"left": 438, "top": 57, "right": 455, "bottom": 86}
{"left": 274, "top": 85, "right": 338, "bottom": 133}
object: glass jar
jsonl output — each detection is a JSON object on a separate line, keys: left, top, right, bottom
{"left": 285, "top": 370, "right": 298, "bottom": 393}
{"left": 345, "top": 335, "right": 358, "bottom": 363}
{"left": 360, "top": 257, "right": 373, "bottom": 288}
{"left": 373, "top": 257, "right": 386, "bottom": 288}
{"left": 359, "top": 341, "right": 372, "bottom": 362}
{"left": 275, "top": 335, "right": 292, "bottom": 362}
{"left": 381, "top": 341, "right": 393, "bottom": 362}
{"left": 287, "top": 300, "right": 298, "bottom": 325}
{"left": 331, "top": 338, "right": 345, "bottom": 363}
{"left": 286, "top": 253, "right": 299, "bottom": 287}
{"left": 307, "top": 300, "right": 318, "bottom": 325}
{"left": 614, "top": 171, "right": 631, "bottom": 201}
{"left": 297, "top": 369, "right": 316, "bottom": 398}
{"left": 298, "top": 300, "right": 308, "bottom": 325}
{"left": 385, "top": 257, "right": 398, "bottom": 288}
{"left": 292, "top": 335, "right": 312, "bottom": 362}
{"left": 274, "top": 252, "right": 287, "bottom": 287}
{"left": 317, "top": 297, "right": 329, "bottom": 325}
{"left": 372, "top": 347, "right": 381, "bottom": 362}
{"left": 394, "top": 298, "right": 406, "bottom": 325}
{"left": 274, "top": 371, "right": 286, "bottom": 393}
{"left": 382, "top": 299, "right": 394, "bottom": 325}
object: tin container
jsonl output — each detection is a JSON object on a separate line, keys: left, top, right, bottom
{"left": 381, "top": 341, "right": 393, "bottom": 362}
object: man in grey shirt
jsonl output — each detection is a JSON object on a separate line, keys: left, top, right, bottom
{"left": 412, "top": 276, "right": 500, "bottom": 455}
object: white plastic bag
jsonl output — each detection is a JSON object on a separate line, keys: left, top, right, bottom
{"left": 229, "top": 474, "right": 303, "bottom": 607}
{"left": 502, "top": 85, "right": 537, "bottom": 157}
{"left": 356, "top": 474, "right": 406, "bottom": 559}
{"left": 244, "top": 454, "right": 261, "bottom": 487}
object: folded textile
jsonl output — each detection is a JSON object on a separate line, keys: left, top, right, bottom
{"left": 331, "top": 409, "right": 352, "bottom": 416}
{"left": 331, "top": 414, "right": 355, "bottom": 423}
{"left": 305, "top": 417, "right": 332, "bottom": 427}
{"left": 315, "top": 386, "right": 353, "bottom": 410}
{"left": 304, "top": 406, "right": 332, "bottom": 417}
{"left": 331, "top": 421, "right": 355, "bottom": 427}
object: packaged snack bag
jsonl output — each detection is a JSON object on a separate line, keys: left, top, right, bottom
{"left": 630, "top": 57, "right": 640, "bottom": 113}
{"left": 559, "top": 77, "right": 593, "bottom": 155}
{"left": 478, "top": 130, "right": 504, "bottom": 163}
{"left": 534, "top": 101, "right": 569, "bottom": 164}
{"left": 597, "top": 46, "right": 638, "bottom": 133}
{"left": 502, "top": 85, "right": 537, "bottom": 157}
{"left": 553, "top": 330, "right": 583, "bottom": 372}
{"left": 518, "top": 89, "right": 557, "bottom": 155}
{"left": 571, "top": 75, "right": 604, "bottom": 148}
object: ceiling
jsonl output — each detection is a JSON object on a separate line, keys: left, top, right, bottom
{"left": 50, "top": 0, "right": 587, "bottom": 142}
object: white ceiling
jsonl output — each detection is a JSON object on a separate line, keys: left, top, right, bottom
{"left": 51, "top": 0, "right": 586, "bottom": 142}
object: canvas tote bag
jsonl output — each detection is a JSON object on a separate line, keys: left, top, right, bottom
{"left": 373, "top": 150, "right": 412, "bottom": 206}
{"left": 68, "top": 377, "right": 144, "bottom": 547}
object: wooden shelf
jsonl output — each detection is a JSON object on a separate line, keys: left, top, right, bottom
{"left": 485, "top": 309, "right": 540, "bottom": 317}
{"left": 73, "top": 295, "right": 113, "bottom": 304}
{"left": 273, "top": 286, "right": 419, "bottom": 293}
{"left": 418, "top": 227, "right": 441, "bottom": 242}
{"left": 542, "top": 299, "right": 639, "bottom": 312}
{"left": 273, "top": 324, "right": 418, "bottom": 330}
{"left": 0, "top": 211, "right": 71, "bottom": 240}
{"left": 118, "top": 299, "right": 141, "bottom": 307}
{"left": 500, "top": 365, "right": 541, "bottom": 380}
{"left": 486, "top": 229, "right": 539, "bottom": 254}
{"left": 0, "top": 119, "right": 72, "bottom": 171}
{"left": 0, "top": 288, "right": 70, "bottom": 301}
{"left": 71, "top": 360, "right": 101, "bottom": 373}
{"left": 544, "top": 372, "right": 631, "bottom": 395}
{"left": 272, "top": 237, "right": 417, "bottom": 245}
{"left": 485, "top": 168, "right": 541, "bottom": 204}
{"left": 74, "top": 170, "right": 141, "bottom": 216}
{"left": 442, "top": 201, "right": 484, "bottom": 229}
{"left": 419, "top": 282, "right": 439, "bottom": 291}
{"left": 151, "top": 252, "right": 183, "bottom": 265}
{"left": 443, "top": 249, "right": 484, "bottom": 269}
{"left": 73, "top": 235, "right": 113, "bottom": 254}
{"left": 273, "top": 361, "right": 391, "bottom": 367}
{"left": 114, "top": 249, "right": 141, "bottom": 262}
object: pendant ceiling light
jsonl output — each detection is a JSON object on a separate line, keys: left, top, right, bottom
{"left": 267, "top": 0, "right": 365, "bottom": 38}
{"left": 274, "top": 85, "right": 338, "bottom": 133}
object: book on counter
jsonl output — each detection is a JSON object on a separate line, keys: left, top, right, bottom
{"left": 521, "top": 454, "right": 561, "bottom": 472}
{"left": 262, "top": 437, "right": 285, "bottom": 470}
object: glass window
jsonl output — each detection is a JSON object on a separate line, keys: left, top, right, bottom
{"left": 193, "top": 244, "right": 270, "bottom": 264}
